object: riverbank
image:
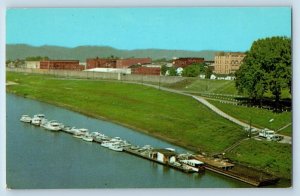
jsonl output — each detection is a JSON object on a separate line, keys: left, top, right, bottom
{"left": 6, "top": 71, "right": 292, "bottom": 181}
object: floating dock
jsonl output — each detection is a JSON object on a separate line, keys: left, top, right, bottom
{"left": 194, "top": 155, "right": 279, "bottom": 187}
{"left": 21, "top": 115, "right": 280, "bottom": 187}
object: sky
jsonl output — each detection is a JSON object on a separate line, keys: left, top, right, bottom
{"left": 6, "top": 7, "right": 291, "bottom": 51}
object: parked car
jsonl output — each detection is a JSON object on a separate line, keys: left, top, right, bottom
{"left": 271, "top": 135, "right": 284, "bottom": 142}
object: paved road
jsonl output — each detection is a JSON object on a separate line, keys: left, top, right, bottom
{"left": 137, "top": 82, "right": 292, "bottom": 145}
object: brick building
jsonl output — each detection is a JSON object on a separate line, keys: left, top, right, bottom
{"left": 132, "top": 67, "right": 161, "bottom": 75}
{"left": 213, "top": 52, "right": 246, "bottom": 74}
{"left": 116, "top": 58, "right": 152, "bottom": 68}
{"left": 173, "top": 57, "right": 205, "bottom": 68}
{"left": 86, "top": 58, "right": 117, "bottom": 69}
{"left": 86, "top": 57, "right": 152, "bottom": 69}
{"left": 40, "top": 60, "right": 83, "bottom": 70}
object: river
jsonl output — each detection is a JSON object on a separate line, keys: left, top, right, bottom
{"left": 6, "top": 93, "right": 251, "bottom": 188}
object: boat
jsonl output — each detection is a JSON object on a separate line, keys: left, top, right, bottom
{"left": 109, "top": 143, "right": 123, "bottom": 152}
{"left": 33, "top": 114, "right": 45, "bottom": 119}
{"left": 73, "top": 128, "right": 88, "bottom": 138}
{"left": 40, "top": 118, "right": 48, "bottom": 126}
{"left": 78, "top": 128, "right": 88, "bottom": 133}
{"left": 179, "top": 159, "right": 205, "bottom": 173}
{"left": 82, "top": 133, "right": 93, "bottom": 142}
{"left": 31, "top": 116, "right": 42, "bottom": 125}
{"left": 61, "top": 126, "right": 74, "bottom": 134}
{"left": 42, "top": 120, "right": 63, "bottom": 131}
{"left": 20, "top": 115, "right": 32, "bottom": 123}
{"left": 101, "top": 141, "right": 117, "bottom": 148}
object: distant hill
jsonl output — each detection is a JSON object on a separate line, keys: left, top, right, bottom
{"left": 6, "top": 44, "right": 218, "bottom": 62}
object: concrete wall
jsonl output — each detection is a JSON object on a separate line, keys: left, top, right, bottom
{"left": 7, "top": 68, "right": 185, "bottom": 84}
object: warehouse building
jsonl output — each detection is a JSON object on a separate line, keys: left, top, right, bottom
{"left": 86, "top": 57, "right": 152, "bottom": 69}
{"left": 40, "top": 60, "right": 83, "bottom": 70}
{"left": 132, "top": 67, "right": 161, "bottom": 75}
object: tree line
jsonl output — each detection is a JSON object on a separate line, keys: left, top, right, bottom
{"left": 235, "top": 36, "right": 291, "bottom": 111}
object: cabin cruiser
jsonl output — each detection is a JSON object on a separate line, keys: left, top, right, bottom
{"left": 82, "top": 133, "right": 93, "bottom": 142}
{"left": 110, "top": 137, "right": 123, "bottom": 142}
{"left": 42, "top": 120, "right": 63, "bottom": 131}
{"left": 31, "top": 117, "right": 42, "bottom": 125}
{"left": 73, "top": 128, "right": 88, "bottom": 138}
{"left": 101, "top": 141, "right": 118, "bottom": 148}
{"left": 31, "top": 114, "right": 46, "bottom": 126}
{"left": 20, "top": 115, "right": 32, "bottom": 123}
{"left": 108, "top": 142, "right": 123, "bottom": 152}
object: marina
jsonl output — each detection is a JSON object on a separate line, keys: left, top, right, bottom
{"left": 18, "top": 112, "right": 279, "bottom": 187}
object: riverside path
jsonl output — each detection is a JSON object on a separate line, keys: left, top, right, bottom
{"left": 134, "top": 82, "right": 292, "bottom": 145}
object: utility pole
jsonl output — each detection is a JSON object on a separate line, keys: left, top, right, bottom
{"left": 248, "top": 118, "right": 252, "bottom": 138}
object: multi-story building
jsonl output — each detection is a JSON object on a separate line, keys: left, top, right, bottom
{"left": 172, "top": 57, "right": 205, "bottom": 68}
{"left": 213, "top": 52, "right": 246, "bottom": 74}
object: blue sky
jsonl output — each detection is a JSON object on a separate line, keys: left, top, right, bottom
{"left": 6, "top": 7, "right": 291, "bottom": 51}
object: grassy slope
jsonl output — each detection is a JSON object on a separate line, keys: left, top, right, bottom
{"left": 164, "top": 78, "right": 291, "bottom": 99}
{"left": 6, "top": 72, "right": 292, "bottom": 179}
{"left": 7, "top": 72, "right": 244, "bottom": 153}
{"left": 226, "top": 139, "right": 292, "bottom": 179}
{"left": 207, "top": 100, "right": 292, "bottom": 136}
{"left": 163, "top": 78, "right": 239, "bottom": 95}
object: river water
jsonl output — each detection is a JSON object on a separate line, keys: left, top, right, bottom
{"left": 6, "top": 93, "right": 251, "bottom": 188}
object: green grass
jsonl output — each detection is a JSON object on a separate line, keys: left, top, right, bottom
{"left": 6, "top": 72, "right": 292, "bottom": 179}
{"left": 163, "top": 78, "right": 292, "bottom": 100}
{"left": 226, "top": 139, "right": 292, "bottom": 179}
{"left": 163, "top": 78, "right": 239, "bottom": 95}
{"left": 7, "top": 72, "right": 245, "bottom": 153}
{"left": 207, "top": 100, "right": 292, "bottom": 136}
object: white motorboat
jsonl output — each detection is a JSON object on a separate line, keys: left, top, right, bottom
{"left": 101, "top": 141, "right": 117, "bottom": 148}
{"left": 109, "top": 143, "right": 123, "bottom": 152}
{"left": 110, "top": 137, "right": 123, "bottom": 142}
{"left": 78, "top": 128, "right": 88, "bottom": 133}
{"left": 20, "top": 115, "right": 32, "bottom": 123}
{"left": 40, "top": 118, "right": 48, "bottom": 126}
{"left": 82, "top": 135, "right": 93, "bottom": 142}
{"left": 42, "top": 120, "right": 62, "bottom": 131}
{"left": 73, "top": 128, "right": 88, "bottom": 138}
{"left": 31, "top": 117, "right": 42, "bottom": 125}
{"left": 62, "top": 126, "right": 74, "bottom": 133}
{"left": 91, "top": 132, "right": 101, "bottom": 137}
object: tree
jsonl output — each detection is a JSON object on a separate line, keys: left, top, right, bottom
{"left": 205, "top": 66, "right": 213, "bottom": 79}
{"left": 235, "top": 36, "right": 291, "bottom": 110}
{"left": 181, "top": 63, "right": 205, "bottom": 77}
{"left": 25, "top": 56, "right": 49, "bottom": 61}
{"left": 168, "top": 67, "right": 177, "bottom": 76}
{"left": 161, "top": 64, "right": 168, "bottom": 75}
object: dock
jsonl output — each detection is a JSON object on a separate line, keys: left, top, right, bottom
{"left": 194, "top": 155, "right": 279, "bottom": 186}
{"left": 124, "top": 148, "right": 198, "bottom": 174}
{"left": 21, "top": 114, "right": 280, "bottom": 187}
